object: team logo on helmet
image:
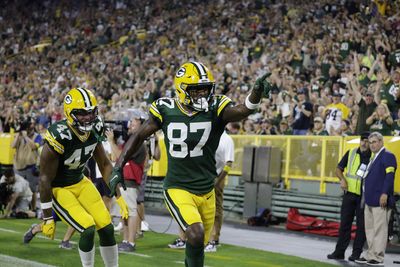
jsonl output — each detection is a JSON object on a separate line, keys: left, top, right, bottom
{"left": 64, "top": 95, "right": 72, "bottom": 104}
{"left": 176, "top": 67, "right": 186, "bottom": 78}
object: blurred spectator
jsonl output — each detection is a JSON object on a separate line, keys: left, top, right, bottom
{"left": 0, "top": 0, "right": 399, "bottom": 140}
{"left": 366, "top": 103, "right": 393, "bottom": 135}
{"left": 277, "top": 119, "right": 293, "bottom": 135}
{"left": 323, "top": 92, "right": 350, "bottom": 135}
{"left": 379, "top": 69, "right": 400, "bottom": 118}
{"left": 11, "top": 121, "right": 43, "bottom": 211}
{"left": 257, "top": 119, "right": 277, "bottom": 135}
{"left": 337, "top": 119, "right": 354, "bottom": 136}
{"left": 312, "top": 116, "right": 329, "bottom": 136}
{"left": 0, "top": 166, "right": 35, "bottom": 218}
{"left": 348, "top": 73, "right": 378, "bottom": 135}
{"left": 291, "top": 88, "right": 313, "bottom": 135}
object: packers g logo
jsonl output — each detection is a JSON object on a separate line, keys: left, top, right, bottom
{"left": 176, "top": 67, "right": 186, "bottom": 78}
{"left": 64, "top": 94, "right": 72, "bottom": 104}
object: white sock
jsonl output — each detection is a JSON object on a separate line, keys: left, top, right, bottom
{"left": 78, "top": 246, "right": 95, "bottom": 267}
{"left": 100, "top": 245, "right": 118, "bottom": 267}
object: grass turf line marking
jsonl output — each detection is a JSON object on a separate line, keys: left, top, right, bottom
{"left": 0, "top": 254, "right": 57, "bottom": 267}
{"left": 0, "top": 227, "right": 152, "bottom": 258}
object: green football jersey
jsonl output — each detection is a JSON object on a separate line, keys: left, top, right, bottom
{"left": 150, "top": 95, "right": 232, "bottom": 194}
{"left": 44, "top": 118, "right": 105, "bottom": 187}
{"left": 379, "top": 79, "right": 399, "bottom": 113}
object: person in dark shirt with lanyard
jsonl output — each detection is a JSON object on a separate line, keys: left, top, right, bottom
{"left": 327, "top": 132, "right": 371, "bottom": 262}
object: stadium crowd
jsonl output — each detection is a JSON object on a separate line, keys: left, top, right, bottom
{"left": 0, "top": 0, "right": 399, "bottom": 137}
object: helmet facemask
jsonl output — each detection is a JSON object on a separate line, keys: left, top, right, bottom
{"left": 184, "top": 83, "right": 215, "bottom": 112}
{"left": 70, "top": 107, "right": 98, "bottom": 132}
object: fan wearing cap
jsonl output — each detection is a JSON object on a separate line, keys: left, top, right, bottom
{"left": 277, "top": 119, "right": 293, "bottom": 135}
{"left": 327, "top": 132, "right": 372, "bottom": 261}
{"left": 323, "top": 92, "right": 350, "bottom": 135}
{"left": 348, "top": 73, "right": 377, "bottom": 134}
{"left": 312, "top": 117, "right": 329, "bottom": 136}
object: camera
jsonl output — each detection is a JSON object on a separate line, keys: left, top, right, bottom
{"left": 104, "top": 120, "right": 129, "bottom": 142}
{"left": 14, "top": 117, "right": 31, "bottom": 133}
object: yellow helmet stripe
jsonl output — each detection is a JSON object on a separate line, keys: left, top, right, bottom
{"left": 191, "top": 61, "right": 208, "bottom": 79}
{"left": 76, "top": 87, "right": 92, "bottom": 108}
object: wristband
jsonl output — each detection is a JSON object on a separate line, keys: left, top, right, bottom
{"left": 223, "top": 165, "right": 231, "bottom": 173}
{"left": 245, "top": 95, "right": 260, "bottom": 110}
{"left": 41, "top": 201, "right": 53, "bottom": 210}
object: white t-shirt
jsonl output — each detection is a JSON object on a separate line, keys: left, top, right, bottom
{"left": 96, "top": 141, "right": 112, "bottom": 178}
{"left": 215, "top": 131, "right": 235, "bottom": 174}
{"left": 0, "top": 174, "right": 32, "bottom": 201}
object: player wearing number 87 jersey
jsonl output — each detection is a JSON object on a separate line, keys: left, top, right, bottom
{"left": 39, "top": 87, "right": 128, "bottom": 267}
{"left": 113, "top": 61, "right": 271, "bottom": 267}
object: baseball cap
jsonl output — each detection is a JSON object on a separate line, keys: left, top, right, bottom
{"left": 271, "top": 88, "right": 279, "bottom": 94}
{"left": 360, "top": 131, "right": 370, "bottom": 140}
{"left": 314, "top": 117, "right": 323, "bottom": 123}
{"left": 365, "top": 92, "right": 373, "bottom": 97}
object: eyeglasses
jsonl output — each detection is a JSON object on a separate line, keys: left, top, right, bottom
{"left": 314, "top": 121, "right": 322, "bottom": 123}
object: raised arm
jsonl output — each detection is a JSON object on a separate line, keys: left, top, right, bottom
{"left": 222, "top": 74, "right": 270, "bottom": 122}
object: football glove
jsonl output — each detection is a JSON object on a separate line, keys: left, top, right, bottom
{"left": 108, "top": 167, "right": 126, "bottom": 197}
{"left": 115, "top": 196, "right": 129, "bottom": 220}
{"left": 42, "top": 219, "right": 56, "bottom": 240}
{"left": 252, "top": 73, "right": 272, "bottom": 97}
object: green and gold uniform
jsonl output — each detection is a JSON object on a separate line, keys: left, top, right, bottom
{"left": 150, "top": 95, "right": 231, "bottom": 194}
{"left": 149, "top": 95, "right": 231, "bottom": 240}
{"left": 44, "top": 118, "right": 111, "bottom": 232}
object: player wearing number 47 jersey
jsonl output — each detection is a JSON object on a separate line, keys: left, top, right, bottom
{"left": 39, "top": 87, "right": 128, "bottom": 267}
{"left": 111, "top": 61, "right": 271, "bottom": 267}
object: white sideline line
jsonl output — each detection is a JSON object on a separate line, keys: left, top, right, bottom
{"left": 0, "top": 227, "right": 152, "bottom": 258}
{"left": 0, "top": 254, "right": 57, "bottom": 267}
{"left": 0, "top": 228, "right": 19, "bottom": 234}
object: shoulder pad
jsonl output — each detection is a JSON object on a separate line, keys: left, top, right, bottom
{"left": 92, "top": 117, "right": 106, "bottom": 140}
{"left": 45, "top": 121, "right": 72, "bottom": 154}
{"left": 214, "top": 95, "right": 232, "bottom": 116}
{"left": 150, "top": 97, "right": 175, "bottom": 123}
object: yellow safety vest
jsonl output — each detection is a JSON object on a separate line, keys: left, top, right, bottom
{"left": 344, "top": 148, "right": 364, "bottom": 195}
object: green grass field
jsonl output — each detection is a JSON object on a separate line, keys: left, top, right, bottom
{"left": 0, "top": 218, "right": 336, "bottom": 267}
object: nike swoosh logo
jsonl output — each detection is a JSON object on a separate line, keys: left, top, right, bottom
{"left": 206, "top": 195, "right": 212, "bottom": 200}
{"left": 111, "top": 175, "right": 118, "bottom": 181}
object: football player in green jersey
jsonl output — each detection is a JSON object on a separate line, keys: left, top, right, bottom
{"left": 110, "top": 61, "right": 270, "bottom": 267}
{"left": 39, "top": 87, "right": 128, "bottom": 267}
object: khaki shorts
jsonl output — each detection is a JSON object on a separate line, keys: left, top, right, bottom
{"left": 120, "top": 186, "right": 138, "bottom": 217}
